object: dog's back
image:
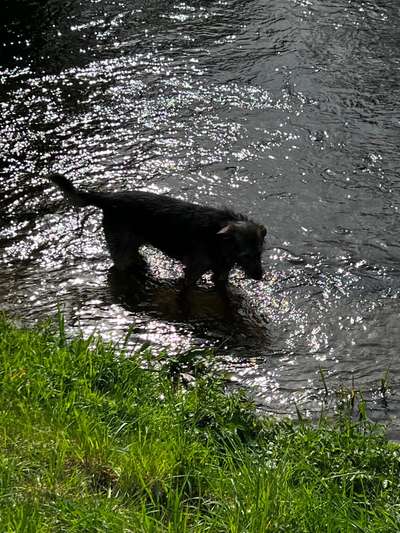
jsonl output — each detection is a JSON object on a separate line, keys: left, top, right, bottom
{"left": 49, "top": 173, "right": 245, "bottom": 257}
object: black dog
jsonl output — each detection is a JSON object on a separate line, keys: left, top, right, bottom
{"left": 49, "top": 174, "right": 266, "bottom": 288}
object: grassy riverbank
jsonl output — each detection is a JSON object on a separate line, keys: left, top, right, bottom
{"left": 0, "top": 314, "right": 399, "bottom": 532}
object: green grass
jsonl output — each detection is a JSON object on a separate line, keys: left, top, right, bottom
{"left": 0, "top": 314, "right": 399, "bottom": 532}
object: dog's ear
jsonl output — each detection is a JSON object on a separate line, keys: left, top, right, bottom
{"left": 217, "top": 224, "right": 234, "bottom": 237}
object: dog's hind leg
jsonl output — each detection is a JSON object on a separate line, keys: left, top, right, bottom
{"left": 102, "top": 215, "right": 143, "bottom": 272}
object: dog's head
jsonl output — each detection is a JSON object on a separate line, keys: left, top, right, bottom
{"left": 217, "top": 221, "right": 267, "bottom": 280}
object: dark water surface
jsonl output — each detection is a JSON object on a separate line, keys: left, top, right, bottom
{"left": 2, "top": 0, "right": 400, "bottom": 432}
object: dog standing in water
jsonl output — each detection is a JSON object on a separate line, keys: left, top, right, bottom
{"left": 49, "top": 174, "right": 266, "bottom": 290}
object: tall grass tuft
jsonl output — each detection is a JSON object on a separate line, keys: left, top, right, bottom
{"left": 0, "top": 313, "right": 399, "bottom": 531}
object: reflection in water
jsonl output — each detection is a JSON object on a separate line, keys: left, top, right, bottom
{"left": 1, "top": 0, "right": 400, "bottom": 435}
{"left": 107, "top": 263, "right": 270, "bottom": 354}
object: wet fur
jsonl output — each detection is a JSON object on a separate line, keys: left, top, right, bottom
{"left": 49, "top": 174, "right": 266, "bottom": 287}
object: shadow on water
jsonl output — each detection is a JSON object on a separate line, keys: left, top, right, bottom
{"left": 107, "top": 262, "right": 271, "bottom": 357}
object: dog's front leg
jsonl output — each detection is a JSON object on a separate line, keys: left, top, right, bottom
{"left": 211, "top": 266, "right": 235, "bottom": 320}
{"left": 176, "top": 259, "right": 209, "bottom": 316}
{"left": 181, "top": 252, "right": 211, "bottom": 289}
{"left": 182, "top": 264, "right": 208, "bottom": 289}
{"left": 212, "top": 267, "right": 231, "bottom": 292}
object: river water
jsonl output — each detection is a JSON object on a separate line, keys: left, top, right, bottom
{"left": 1, "top": 0, "right": 400, "bottom": 433}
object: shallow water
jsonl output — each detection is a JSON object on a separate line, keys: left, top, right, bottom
{"left": 1, "top": 0, "right": 400, "bottom": 434}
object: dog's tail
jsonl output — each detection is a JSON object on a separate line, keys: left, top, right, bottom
{"left": 49, "top": 173, "right": 93, "bottom": 207}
